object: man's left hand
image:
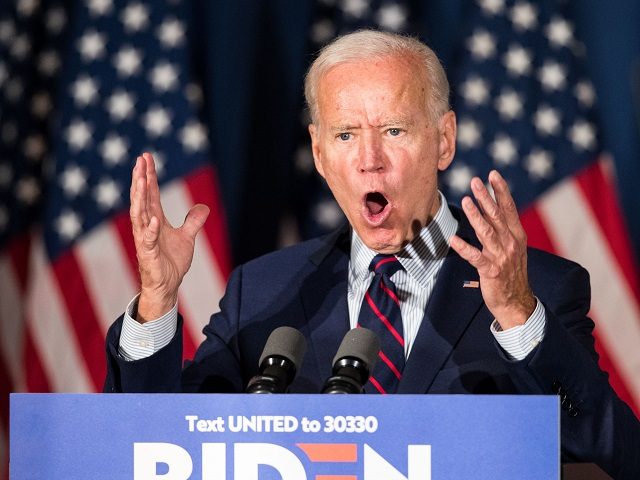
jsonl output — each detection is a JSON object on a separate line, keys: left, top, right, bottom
{"left": 450, "top": 170, "right": 536, "bottom": 330}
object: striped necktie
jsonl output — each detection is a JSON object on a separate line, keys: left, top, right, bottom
{"left": 358, "top": 254, "right": 405, "bottom": 394}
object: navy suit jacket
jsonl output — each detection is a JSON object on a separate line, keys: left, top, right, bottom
{"left": 104, "top": 206, "right": 640, "bottom": 478}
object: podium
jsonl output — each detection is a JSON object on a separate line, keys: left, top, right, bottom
{"left": 11, "top": 393, "right": 559, "bottom": 479}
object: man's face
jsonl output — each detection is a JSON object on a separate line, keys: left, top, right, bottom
{"left": 309, "top": 54, "right": 457, "bottom": 253}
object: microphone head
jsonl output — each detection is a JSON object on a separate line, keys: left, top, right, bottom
{"left": 332, "top": 327, "right": 380, "bottom": 368}
{"left": 259, "top": 326, "right": 307, "bottom": 370}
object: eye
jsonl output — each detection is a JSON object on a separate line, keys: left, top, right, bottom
{"left": 388, "top": 128, "right": 402, "bottom": 136}
{"left": 338, "top": 132, "right": 351, "bottom": 141}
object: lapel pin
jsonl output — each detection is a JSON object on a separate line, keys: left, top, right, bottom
{"left": 463, "top": 280, "right": 480, "bottom": 288}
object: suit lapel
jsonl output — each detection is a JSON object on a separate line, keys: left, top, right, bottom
{"left": 299, "top": 226, "right": 352, "bottom": 383}
{"left": 398, "top": 209, "right": 485, "bottom": 393}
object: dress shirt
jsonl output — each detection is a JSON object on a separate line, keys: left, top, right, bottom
{"left": 120, "top": 193, "right": 546, "bottom": 362}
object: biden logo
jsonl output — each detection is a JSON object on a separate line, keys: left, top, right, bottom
{"left": 134, "top": 442, "right": 432, "bottom": 479}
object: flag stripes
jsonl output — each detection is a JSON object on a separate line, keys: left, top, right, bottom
{"left": 524, "top": 158, "right": 640, "bottom": 415}
{"left": 75, "top": 222, "right": 138, "bottom": 334}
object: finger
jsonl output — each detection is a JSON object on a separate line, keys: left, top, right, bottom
{"left": 143, "top": 152, "right": 164, "bottom": 222}
{"left": 450, "top": 235, "right": 494, "bottom": 276}
{"left": 488, "top": 170, "right": 526, "bottom": 241}
{"left": 461, "top": 196, "right": 502, "bottom": 257}
{"left": 181, "top": 204, "right": 210, "bottom": 240}
{"left": 130, "top": 159, "right": 150, "bottom": 236}
{"left": 141, "top": 215, "right": 160, "bottom": 252}
{"left": 470, "top": 176, "right": 509, "bottom": 239}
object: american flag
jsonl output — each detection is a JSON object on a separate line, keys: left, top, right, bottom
{"left": 441, "top": 0, "right": 640, "bottom": 417}
{"left": 291, "top": 0, "right": 640, "bottom": 418}
{"left": 2, "top": 0, "right": 639, "bottom": 477}
{"left": 0, "top": 0, "right": 231, "bottom": 476}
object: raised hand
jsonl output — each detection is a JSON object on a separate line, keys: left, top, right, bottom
{"left": 449, "top": 170, "right": 536, "bottom": 330}
{"left": 130, "top": 152, "right": 210, "bottom": 322}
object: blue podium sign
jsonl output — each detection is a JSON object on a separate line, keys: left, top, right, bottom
{"left": 10, "top": 393, "right": 559, "bottom": 479}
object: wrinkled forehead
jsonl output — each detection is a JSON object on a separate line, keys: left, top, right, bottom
{"left": 315, "top": 55, "right": 431, "bottom": 123}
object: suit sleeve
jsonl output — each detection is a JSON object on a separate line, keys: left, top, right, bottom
{"left": 503, "top": 263, "right": 640, "bottom": 479}
{"left": 103, "top": 265, "right": 246, "bottom": 393}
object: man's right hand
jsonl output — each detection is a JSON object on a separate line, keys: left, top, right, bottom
{"left": 130, "top": 152, "right": 210, "bottom": 323}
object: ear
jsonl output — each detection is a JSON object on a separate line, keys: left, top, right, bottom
{"left": 309, "top": 123, "right": 326, "bottom": 178}
{"left": 437, "top": 110, "right": 456, "bottom": 171}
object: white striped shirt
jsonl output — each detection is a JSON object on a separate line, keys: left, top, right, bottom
{"left": 348, "top": 193, "right": 545, "bottom": 361}
{"left": 119, "top": 193, "right": 545, "bottom": 362}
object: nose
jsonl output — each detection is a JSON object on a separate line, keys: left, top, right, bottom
{"left": 357, "top": 131, "right": 385, "bottom": 173}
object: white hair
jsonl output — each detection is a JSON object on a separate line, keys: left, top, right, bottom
{"left": 304, "top": 29, "right": 451, "bottom": 125}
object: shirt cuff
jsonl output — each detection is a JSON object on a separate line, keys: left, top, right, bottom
{"left": 490, "top": 298, "right": 546, "bottom": 361}
{"left": 118, "top": 294, "right": 178, "bottom": 361}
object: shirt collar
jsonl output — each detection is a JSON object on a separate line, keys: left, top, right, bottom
{"left": 350, "top": 192, "right": 458, "bottom": 287}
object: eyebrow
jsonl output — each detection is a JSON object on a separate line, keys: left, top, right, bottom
{"left": 329, "top": 118, "right": 415, "bottom": 132}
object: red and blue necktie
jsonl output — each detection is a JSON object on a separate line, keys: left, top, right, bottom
{"left": 358, "top": 254, "right": 405, "bottom": 394}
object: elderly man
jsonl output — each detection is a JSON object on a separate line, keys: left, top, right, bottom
{"left": 105, "top": 30, "right": 639, "bottom": 477}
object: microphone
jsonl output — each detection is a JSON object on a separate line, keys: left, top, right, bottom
{"left": 322, "top": 327, "right": 380, "bottom": 394}
{"left": 246, "top": 326, "right": 307, "bottom": 394}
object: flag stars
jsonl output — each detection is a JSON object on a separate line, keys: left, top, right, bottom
{"left": 94, "top": 178, "right": 121, "bottom": 210}
{"left": 113, "top": 46, "right": 143, "bottom": 77}
{"left": 489, "top": 134, "right": 518, "bottom": 166}
{"left": 533, "top": 105, "right": 561, "bottom": 136}
{"left": 569, "top": 120, "right": 596, "bottom": 151}
{"left": 65, "top": 119, "right": 94, "bottom": 151}
{"left": 99, "top": 133, "right": 129, "bottom": 166}
{"left": 179, "top": 121, "right": 208, "bottom": 152}
{"left": 16, "top": 177, "right": 41, "bottom": 205}
{"left": 467, "top": 29, "right": 496, "bottom": 61}
{"left": 17, "top": 0, "right": 40, "bottom": 17}
{"left": 149, "top": 61, "right": 179, "bottom": 92}
{"left": 525, "top": 149, "right": 554, "bottom": 180}
{"left": 78, "top": 29, "right": 107, "bottom": 61}
{"left": 157, "top": 18, "right": 185, "bottom": 48}
{"left": 60, "top": 165, "right": 89, "bottom": 197}
{"left": 575, "top": 80, "right": 596, "bottom": 107}
{"left": 495, "top": 89, "right": 524, "bottom": 120}
{"left": 342, "top": 0, "right": 369, "bottom": 19}
{"left": 70, "top": 75, "right": 99, "bottom": 107}
{"left": 310, "top": 19, "right": 335, "bottom": 45}
{"left": 545, "top": 17, "right": 573, "bottom": 48}
{"left": 376, "top": 4, "right": 407, "bottom": 31}
{"left": 456, "top": 118, "right": 482, "bottom": 149}
{"left": 45, "top": 7, "right": 67, "bottom": 34}
{"left": 0, "top": 20, "right": 15, "bottom": 45}
{"left": 23, "top": 134, "right": 47, "bottom": 161}
{"left": 478, "top": 0, "right": 505, "bottom": 16}
{"left": 313, "top": 200, "right": 344, "bottom": 229}
{"left": 55, "top": 210, "right": 83, "bottom": 241}
{"left": 31, "top": 91, "right": 52, "bottom": 118}
{"left": 87, "top": 0, "right": 113, "bottom": 17}
{"left": 5, "top": 78, "right": 23, "bottom": 103}
{"left": 538, "top": 61, "right": 567, "bottom": 91}
{"left": 509, "top": 1, "right": 538, "bottom": 31}
{"left": 37, "top": 50, "right": 61, "bottom": 76}
{"left": 444, "top": 164, "right": 475, "bottom": 194}
{"left": 460, "top": 76, "right": 491, "bottom": 106}
{"left": 106, "top": 89, "right": 136, "bottom": 121}
{"left": 143, "top": 105, "right": 172, "bottom": 137}
{"left": 10, "top": 34, "right": 32, "bottom": 61}
{"left": 0, "top": 164, "right": 12, "bottom": 189}
{"left": 503, "top": 45, "right": 532, "bottom": 76}
{"left": 185, "top": 82, "right": 204, "bottom": 108}
{"left": 121, "top": 2, "right": 150, "bottom": 33}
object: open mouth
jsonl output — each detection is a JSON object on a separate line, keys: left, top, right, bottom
{"left": 363, "top": 191, "right": 391, "bottom": 225}
{"left": 366, "top": 192, "right": 388, "bottom": 215}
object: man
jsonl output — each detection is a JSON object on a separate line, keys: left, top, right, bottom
{"left": 105, "top": 30, "right": 640, "bottom": 477}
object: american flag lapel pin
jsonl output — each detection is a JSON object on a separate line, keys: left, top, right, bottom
{"left": 463, "top": 280, "right": 480, "bottom": 288}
